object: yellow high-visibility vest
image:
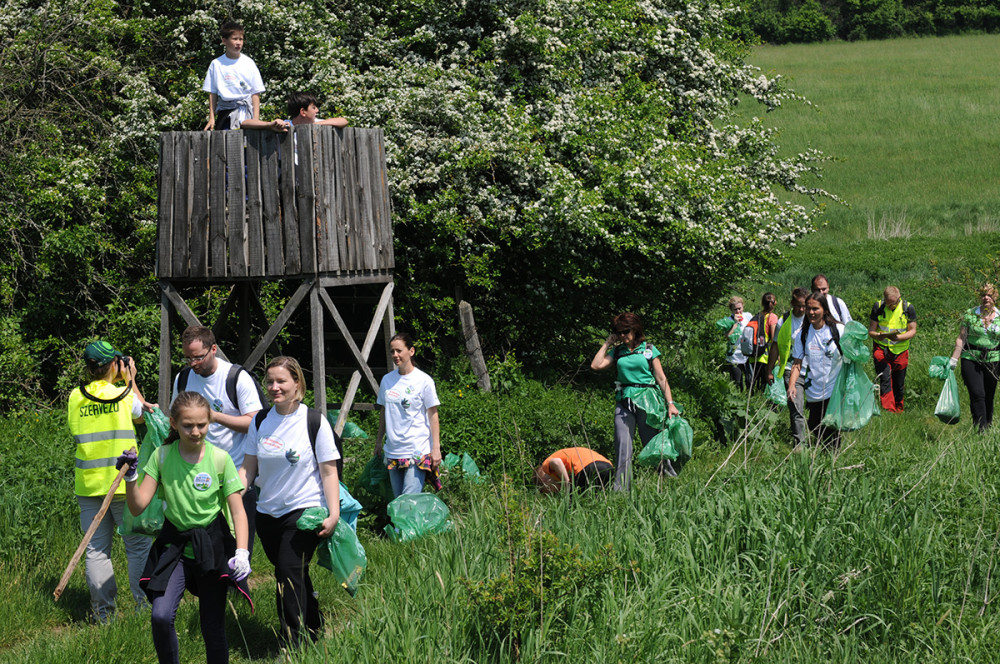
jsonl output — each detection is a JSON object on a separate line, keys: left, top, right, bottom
{"left": 67, "top": 380, "right": 136, "bottom": 496}
{"left": 874, "top": 300, "right": 912, "bottom": 353}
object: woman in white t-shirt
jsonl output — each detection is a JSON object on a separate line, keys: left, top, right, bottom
{"left": 725, "top": 296, "right": 753, "bottom": 390}
{"left": 374, "top": 333, "right": 442, "bottom": 497}
{"left": 241, "top": 356, "right": 340, "bottom": 647}
{"left": 787, "top": 292, "right": 845, "bottom": 449}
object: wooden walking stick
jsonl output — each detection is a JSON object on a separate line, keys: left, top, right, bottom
{"left": 53, "top": 451, "right": 134, "bottom": 601}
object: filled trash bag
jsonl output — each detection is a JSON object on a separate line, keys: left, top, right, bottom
{"left": 383, "top": 493, "right": 453, "bottom": 543}
{"left": 297, "top": 506, "right": 367, "bottom": 596}
{"left": 120, "top": 407, "right": 170, "bottom": 537}
{"left": 928, "top": 356, "right": 953, "bottom": 380}
{"left": 441, "top": 452, "right": 484, "bottom": 481}
{"left": 764, "top": 366, "right": 787, "bottom": 406}
{"left": 636, "top": 416, "right": 694, "bottom": 467}
{"left": 627, "top": 387, "right": 669, "bottom": 430}
{"left": 822, "top": 362, "right": 880, "bottom": 431}
{"left": 839, "top": 321, "right": 872, "bottom": 364}
{"left": 357, "top": 455, "right": 394, "bottom": 502}
{"left": 934, "top": 371, "right": 961, "bottom": 424}
{"left": 326, "top": 410, "right": 368, "bottom": 439}
{"left": 716, "top": 317, "right": 741, "bottom": 346}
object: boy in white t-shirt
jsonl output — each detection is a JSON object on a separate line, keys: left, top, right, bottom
{"left": 202, "top": 20, "right": 265, "bottom": 131}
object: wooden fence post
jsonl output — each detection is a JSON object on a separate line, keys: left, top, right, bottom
{"left": 458, "top": 301, "right": 491, "bottom": 392}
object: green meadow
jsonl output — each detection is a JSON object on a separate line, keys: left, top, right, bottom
{"left": 4, "top": 34, "right": 1000, "bottom": 663}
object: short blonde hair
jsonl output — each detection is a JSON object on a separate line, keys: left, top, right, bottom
{"left": 980, "top": 283, "right": 999, "bottom": 302}
{"left": 883, "top": 286, "right": 900, "bottom": 302}
{"left": 728, "top": 296, "right": 744, "bottom": 311}
{"left": 265, "top": 356, "right": 307, "bottom": 402}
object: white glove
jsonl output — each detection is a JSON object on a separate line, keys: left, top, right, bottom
{"left": 949, "top": 357, "right": 958, "bottom": 370}
{"left": 228, "top": 548, "right": 251, "bottom": 581}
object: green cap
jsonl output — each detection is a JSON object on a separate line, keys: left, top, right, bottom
{"left": 84, "top": 340, "right": 122, "bottom": 367}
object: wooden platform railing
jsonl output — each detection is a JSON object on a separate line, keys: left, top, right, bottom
{"left": 156, "top": 126, "right": 394, "bottom": 281}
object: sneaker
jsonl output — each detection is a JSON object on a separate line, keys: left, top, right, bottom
{"left": 658, "top": 459, "right": 678, "bottom": 478}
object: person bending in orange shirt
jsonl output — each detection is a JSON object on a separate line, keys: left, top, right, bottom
{"left": 533, "top": 447, "right": 613, "bottom": 493}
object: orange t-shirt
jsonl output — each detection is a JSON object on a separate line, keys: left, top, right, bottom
{"left": 541, "top": 448, "right": 611, "bottom": 478}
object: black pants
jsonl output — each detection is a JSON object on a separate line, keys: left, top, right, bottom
{"left": 150, "top": 558, "right": 229, "bottom": 664}
{"left": 961, "top": 358, "right": 1000, "bottom": 431}
{"left": 243, "top": 487, "right": 258, "bottom": 560}
{"left": 573, "top": 461, "right": 614, "bottom": 490}
{"left": 806, "top": 399, "right": 840, "bottom": 449}
{"left": 256, "top": 509, "right": 323, "bottom": 646}
{"left": 727, "top": 363, "right": 751, "bottom": 391}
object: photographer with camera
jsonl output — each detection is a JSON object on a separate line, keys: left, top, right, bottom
{"left": 67, "top": 340, "right": 155, "bottom": 622}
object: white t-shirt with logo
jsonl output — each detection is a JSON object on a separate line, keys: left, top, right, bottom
{"left": 202, "top": 53, "right": 265, "bottom": 128}
{"left": 246, "top": 403, "right": 340, "bottom": 517}
{"left": 377, "top": 368, "right": 440, "bottom": 459}
{"left": 791, "top": 323, "right": 845, "bottom": 402}
{"left": 171, "top": 359, "right": 264, "bottom": 468}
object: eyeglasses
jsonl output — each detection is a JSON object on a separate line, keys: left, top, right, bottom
{"left": 184, "top": 350, "right": 212, "bottom": 364}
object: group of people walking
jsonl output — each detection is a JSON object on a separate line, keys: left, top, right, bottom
{"left": 67, "top": 325, "right": 441, "bottom": 663}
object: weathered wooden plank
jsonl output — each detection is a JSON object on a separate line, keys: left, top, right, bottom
{"left": 259, "top": 131, "right": 284, "bottom": 276}
{"left": 317, "top": 127, "right": 340, "bottom": 273}
{"left": 332, "top": 128, "right": 350, "bottom": 272}
{"left": 189, "top": 132, "right": 210, "bottom": 278}
{"left": 364, "top": 130, "right": 384, "bottom": 270}
{"left": 244, "top": 130, "right": 265, "bottom": 277}
{"left": 244, "top": 279, "right": 313, "bottom": 371}
{"left": 342, "top": 127, "right": 360, "bottom": 270}
{"left": 311, "top": 287, "right": 326, "bottom": 413}
{"left": 279, "top": 130, "right": 301, "bottom": 275}
{"left": 375, "top": 129, "right": 395, "bottom": 270}
{"left": 226, "top": 131, "right": 247, "bottom": 277}
{"left": 170, "top": 132, "right": 191, "bottom": 277}
{"left": 356, "top": 129, "right": 377, "bottom": 270}
{"left": 156, "top": 133, "right": 174, "bottom": 279}
{"left": 209, "top": 130, "right": 228, "bottom": 277}
{"left": 295, "top": 125, "right": 318, "bottom": 273}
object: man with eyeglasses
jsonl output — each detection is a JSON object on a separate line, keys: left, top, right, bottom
{"left": 172, "top": 326, "right": 264, "bottom": 553}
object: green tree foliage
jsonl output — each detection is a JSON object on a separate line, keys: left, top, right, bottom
{"left": 739, "top": 0, "right": 1000, "bottom": 43}
{"left": 0, "top": 0, "right": 829, "bottom": 406}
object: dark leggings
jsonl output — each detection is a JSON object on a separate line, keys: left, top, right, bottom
{"left": 150, "top": 558, "right": 229, "bottom": 664}
{"left": 257, "top": 509, "right": 323, "bottom": 646}
{"left": 961, "top": 358, "right": 1000, "bottom": 431}
{"left": 727, "top": 363, "right": 751, "bottom": 391}
{"left": 806, "top": 399, "right": 840, "bottom": 449}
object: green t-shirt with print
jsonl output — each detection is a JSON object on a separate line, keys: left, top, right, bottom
{"left": 960, "top": 308, "right": 1000, "bottom": 363}
{"left": 609, "top": 342, "right": 661, "bottom": 402}
{"left": 144, "top": 442, "right": 243, "bottom": 531}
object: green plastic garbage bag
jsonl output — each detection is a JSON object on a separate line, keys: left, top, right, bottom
{"left": 357, "top": 456, "right": 394, "bottom": 502}
{"left": 636, "top": 416, "right": 694, "bottom": 467}
{"left": 822, "top": 362, "right": 880, "bottom": 431}
{"left": 764, "top": 366, "right": 787, "bottom": 406}
{"left": 297, "top": 506, "right": 367, "bottom": 596}
{"left": 839, "top": 321, "right": 871, "bottom": 364}
{"left": 928, "top": 356, "right": 953, "bottom": 380}
{"left": 716, "top": 317, "right": 741, "bottom": 346}
{"left": 120, "top": 407, "right": 170, "bottom": 537}
{"left": 384, "top": 493, "right": 453, "bottom": 542}
{"left": 935, "top": 372, "right": 961, "bottom": 424}
{"left": 326, "top": 410, "right": 368, "bottom": 439}
{"left": 627, "top": 388, "right": 670, "bottom": 430}
{"left": 442, "top": 452, "right": 484, "bottom": 481}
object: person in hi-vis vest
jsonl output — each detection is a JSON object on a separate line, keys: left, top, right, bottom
{"left": 67, "top": 340, "right": 154, "bottom": 622}
{"left": 868, "top": 286, "right": 917, "bottom": 412}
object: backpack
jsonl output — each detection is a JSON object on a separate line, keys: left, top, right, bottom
{"left": 254, "top": 406, "right": 344, "bottom": 476}
{"left": 177, "top": 363, "right": 267, "bottom": 410}
{"left": 740, "top": 312, "right": 777, "bottom": 359}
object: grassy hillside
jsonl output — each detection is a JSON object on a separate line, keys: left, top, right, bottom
{"left": 4, "top": 34, "right": 1000, "bottom": 664}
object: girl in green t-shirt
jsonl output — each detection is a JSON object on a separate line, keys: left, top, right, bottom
{"left": 121, "top": 391, "right": 249, "bottom": 664}
{"left": 591, "top": 312, "right": 680, "bottom": 490}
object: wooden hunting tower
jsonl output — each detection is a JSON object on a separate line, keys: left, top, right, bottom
{"left": 155, "top": 125, "right": 396, "bottom": 432}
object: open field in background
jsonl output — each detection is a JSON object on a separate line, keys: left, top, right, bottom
{"left": 4, "top": 34, "right": 1000, "bottom": 663}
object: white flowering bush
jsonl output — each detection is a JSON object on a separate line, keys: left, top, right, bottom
{"left": 0, "top": 0, "right": 830, "bottom": 402}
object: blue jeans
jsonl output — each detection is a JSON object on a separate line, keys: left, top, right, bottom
{"left": 388, "top": 464, "right": 426, "bottom": 497}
